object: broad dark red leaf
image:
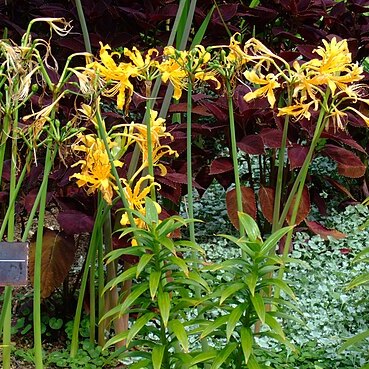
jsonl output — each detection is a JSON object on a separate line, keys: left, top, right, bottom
{"left": 200, "top": 100, "right": 228, "bottom": 123}
{"left": 259, "top": 186, "right": 275, "bottom": 224}
{"left": 324, "top": 177, "right": 356, "bottom": 200}
{"left": 57, "top": 210, "right": 94, "bottom": 235}
{"left": 209, "top": 157, "right": 233, "bottom": 175}
{"left": 322, "top": 144, "right": 366, "bottom": 178}
{"left": 237, "top": 135, "right": 265, "bottom": 155}
{"left": 226, "top": 187, "right": 257, "bottom": 229}
{"left": 286, "top": 186, "right": 311, "bottom": 226}
{"left": 29, "top": 229, "right": 77, "bottom": 298}
{"left": 169, "top": 103, "right": 212, "bottom": 116}
{"left": 321, "top": 131, "right": 366, "bottom": 154}
{"left": 288, "top": 145, "right": 309, "bottom": 170}
{"left": 306, "top": 221, "right": 346, "bottom": 240}
{"left": 260, "top": 128, "right": 291, "bottom": 149}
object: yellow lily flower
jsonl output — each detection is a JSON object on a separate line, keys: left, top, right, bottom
{"left": 124, "top": 46, "right": 159, "bottom": 80}
{"left": 87, "top": 43, "right": 137, "bottom": 111}
{"left": 244, "top": 70, "right": 280, "bottom": 107}
{"left": 70, "top": 134, "right": 122, "bottom": 205}
{"left": 277, "top": 100, "right": 317, "bottom": 121}
{"left": 123, "top": 110, "right": 178, "bottom": 180}
{"left": 158, "top": 54, "right": 187, "bottom": 100}
{"left": 120, "top": 175, "right": 161, "bottom": 229}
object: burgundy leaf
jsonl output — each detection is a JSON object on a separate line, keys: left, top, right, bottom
{"left": 322, "top": 144, "right": 366, "bottom": 178}
{"left": 260, "top": 128, "right": 290, "bottom": 149}
{"left": 237, "top": 135, "right": 265, "bottom": 155}
{"left": 57, "top": 211, "right": 94, "bottom": 235}
{"left": 169, "top": 103, "right": 212, "bottom": 116}
{"left": 286, "top": 186, "right": 311, "bottom": 226}
{"left": 288, "top": 145, "right": 309, "bottom": 170}
{"left": 200, "top": 100, "right": 228, "bottom": 123}
{"left": 209, "top": 157, "right": 233, "bottom": 175}
{"left": 321, "top": 131, "right": 366, "bottom": 154}
{"left": 306, "top": 221, "right": 346, "bottom": 240}
{"left": 226, "top": 187, "right": 257, "bottom": 229}
{"left": 259, "top": 186, "right": 275, "bottom": 224}
{"left": 324, "top": 177, "right": 356, "bottom": 200}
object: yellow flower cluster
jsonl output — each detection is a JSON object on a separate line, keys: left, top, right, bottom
{"left": 87, "top": 43, "right": 219, "bottom": 109}
{"left": 71, "top": 36, "right": 369, "bottom": 234}
{"left": 70, "top": 134, "right": 122, "bottom": 205}
{"left": 71, "top": 108, "right": 175, "bottom": 233}
{"left": 238, "top": 37, "right": 368, "bottom": 130}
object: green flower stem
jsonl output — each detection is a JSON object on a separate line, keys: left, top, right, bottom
{"left": 226, "top": 80, "right": 244, "bottom": 239}
{"left": 75, "top": 0, "right": 92, "bottom": 53}
{"left": 2, "top": 290, "right": 12, "bottom": 369}
{"left": 97, "top": 218, "right": 105, "bottom": 346}
{"left": 70, "top": 200, "right": 108, "bottom": 358}
{"left": 96, "top": 105, "right": 136, "bottom": 228}
{"left": 104, "top": 210, "right": 125, "bottom": 349}
{"left": 186, "top": 81, "right": 195, "bottom": 243}
{"left": 144, "top": 99, "right": 156, "bottom": 201}
{"left": 275, "top": 91, "right": 330, "bottom": 299}
{"left": 0, "top": 110, "right": 10, "bottom": 187}
{"left": 89, "top": 240, "right": 96, "bottom": 343}
{"left": 33, "top": 141, "right": 56, "bottom": 369}
{"left": 277, "top": 91, "right": 330, "bottom": 230}
{"left": 272, "top": 95, "right": 292, "bottom": 233}
{"left": 2, "top": 106, "right": 20, "bottom": 369}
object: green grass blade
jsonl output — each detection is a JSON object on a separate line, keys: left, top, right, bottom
{"left": 190, "top": 5, "right": 215, "bottom": 49}
{"left": 339, "top": 329, "right": 369, "bottom": 353}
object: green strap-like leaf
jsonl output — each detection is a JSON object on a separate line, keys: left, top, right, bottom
{"left": 190, "top": 5, "right": 215, "bottom": 49}
{"left": 158, "top": 291, "right": 171, "bottom": 328}
{"left": 250, "top": 293, "right": 265, "bottom": 324}
{"left": 210, "top": 342, "right": 238, "bottom": 369}
{"left": 339, "top": 329, "right": 369, "bottom": 353}
{"left": 346, "top": 272, "right": 369, "bottom": 290}
{"left": 226, "top": 304, "right": 245, "bottom": 341}
{"left": 169, "top": 255, "right": 189, "bottom": 276}
{"left": 200, "top": 315, "right": 229, "bottom": 339}
{"left": 239, "top": 212, "right": 261, "bottom": 243}
{"left": 103, "top": 266, "right": 137, "bottom": 294}
{"left": 240, "top": 326, "right": 253, "bottom": 364}
{"left": 265, "top": 313, "right": 285, "bottom": 340}
{"left": 188, "top": 351, "right": 217, "bottom": 367}
{"left": 101, "top": 282, "right": 148, "bottom": 323}
{"left": 145, "top": 197, "right": 159, "bottom": 224}
{"left": 244, "top": 271, "right": 258, "bottom": 296}
{"left": 260, "top": 226, "right": 294, "bottom": 256}
{"left": 103, "top": 330, "right": 128, "bottom": 350}
{"left": 159, "top": 236, "right": 177, "bottom": 255}
{"left": 126, "top": 312, "right": 156, "bottom": 346}
{"left": 219, "top": 282, "right": 245, "bottom": 305}
{"left": 168, "top": 319, "right": 189, "bottom": 353}
{"left": 149, "top": 270, "right": 161, "bottom": 300}
{"left": 246, "top": 354, "right": 261, "bottom": 369}
{"left": 130, "top": 359, "right": 150, "bottom": 369}
{"left": 136, "top": 254, "right": 154, "bottom": 278}
{"left": 152, "top": 345, "right": 166, "bottom": 369}
{"left": 262, "top": 278, "right": 296, "bottom": 300}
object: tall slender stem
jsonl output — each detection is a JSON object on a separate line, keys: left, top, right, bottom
{"left": 75, "top": 0, "right": 92, "bottom": 53}
{"left": 144, "top": 99, "right": 156, "bottom": 201}
{"left": 275, "top": 91, "right": 330, "bottom": 300}
{"left": 70, "top": 200, "right": 107, "bottom": 357}
{"left": 272, "top": 94, "right": 291, "bottom": 233}
{"left": 186, "top": 81, "right": 195, "bottom": 242}
{"left": 33, "top": 141, "right": 55, "bottom": 369}
{"left": 2, "top": 105, "right": 19, "bottom": 369}
{"left": 226, "top": 80, "right": 244, "bottom": 239}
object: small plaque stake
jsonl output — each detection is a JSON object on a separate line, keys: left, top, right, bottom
{"left": 0, "top": 242, "right": 28, "bottom": 286}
